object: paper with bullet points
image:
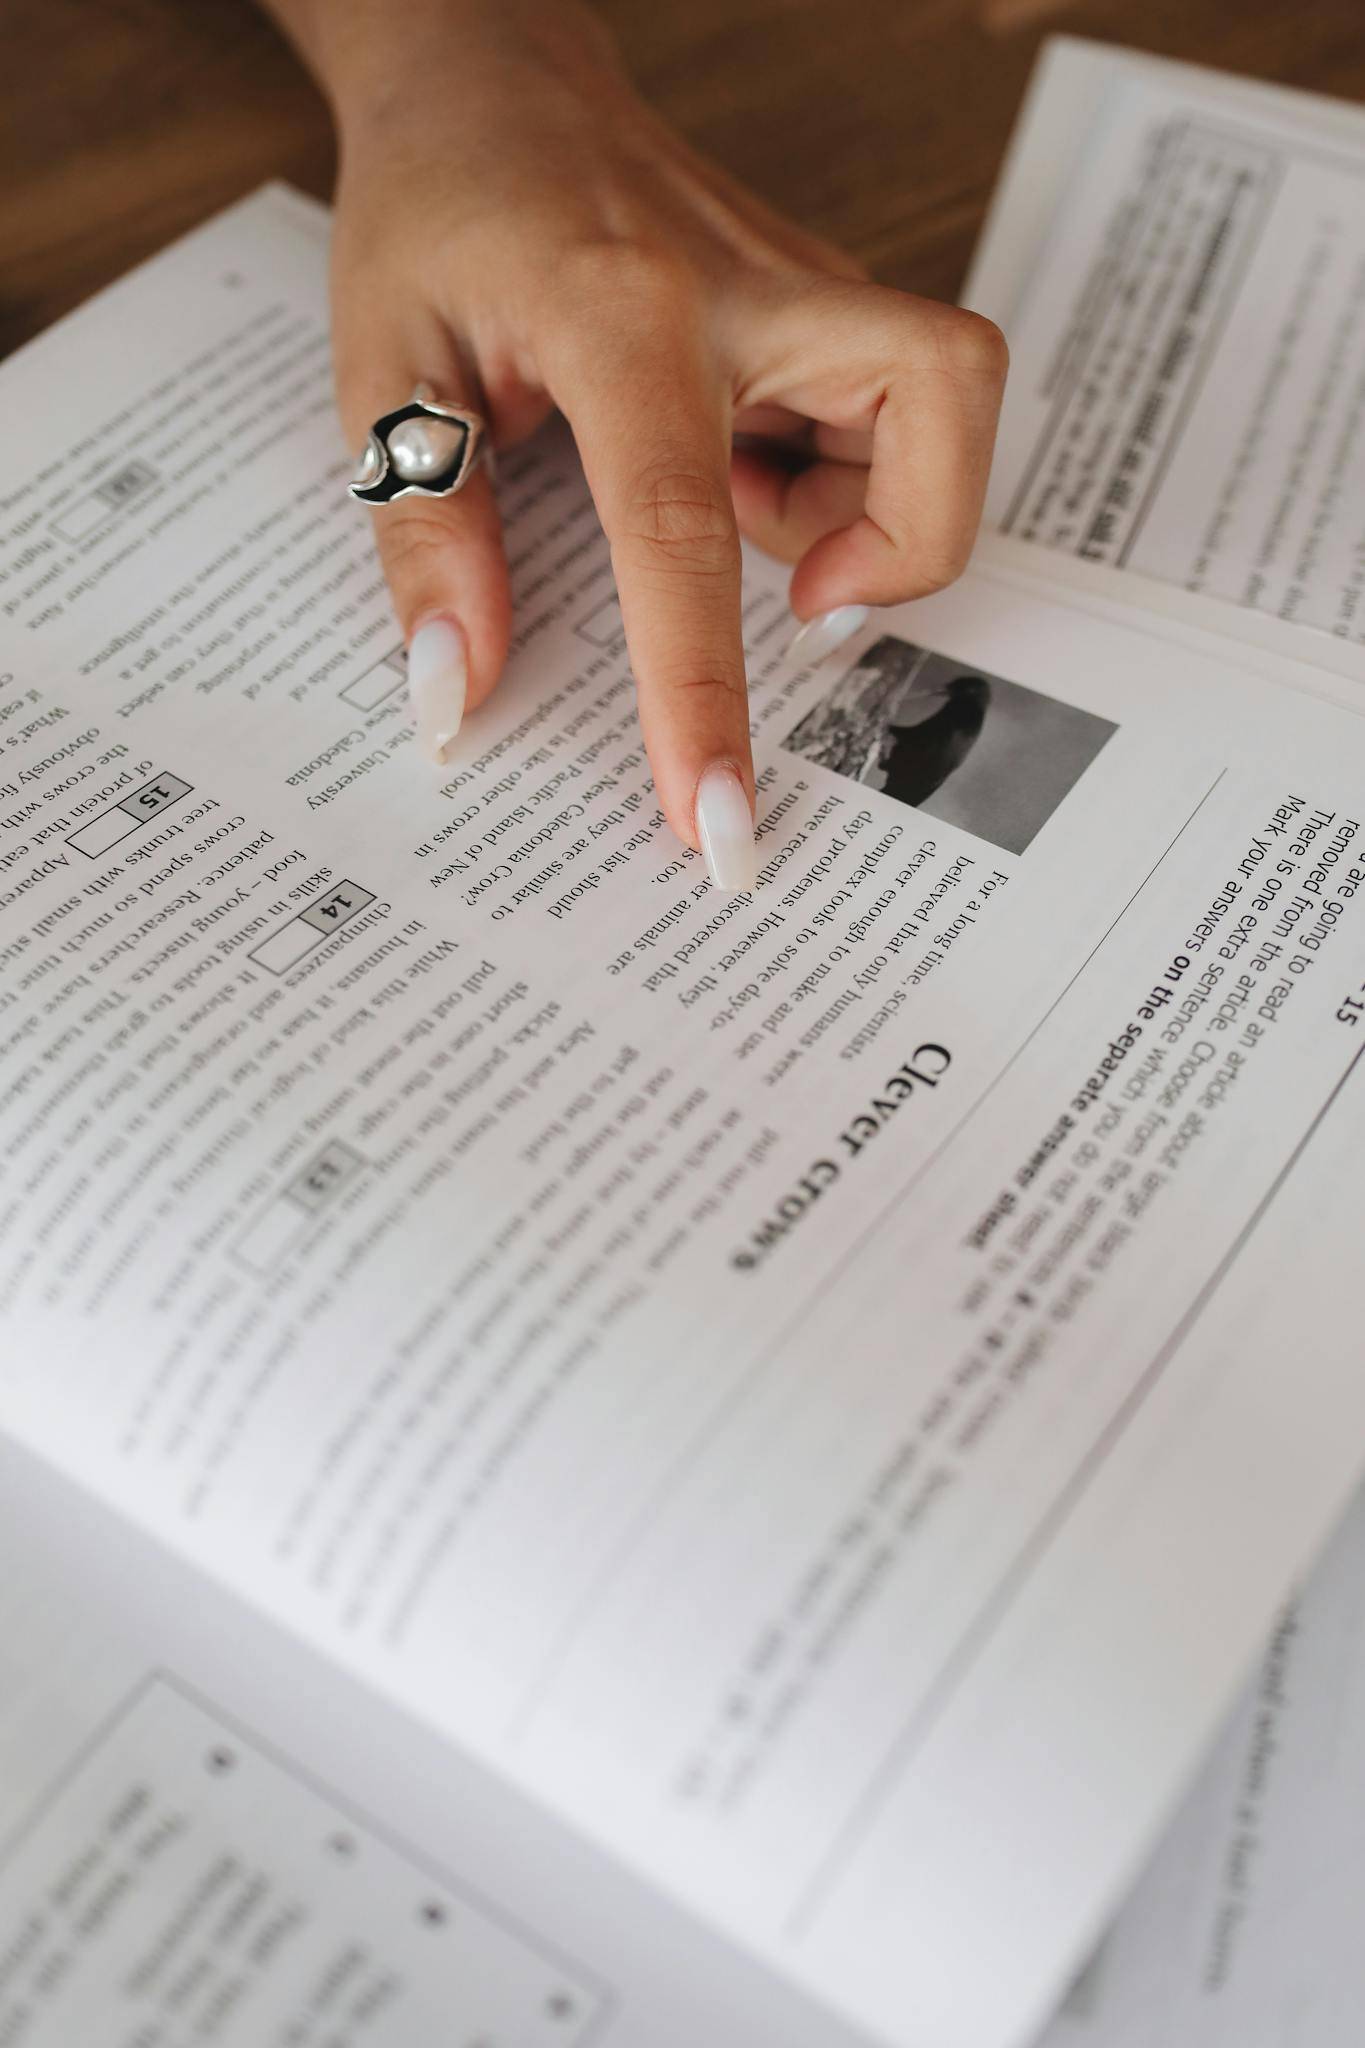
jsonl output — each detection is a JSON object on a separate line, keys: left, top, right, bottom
{"left": 0, "top": 1678, "right": 603, "bottom": 2048}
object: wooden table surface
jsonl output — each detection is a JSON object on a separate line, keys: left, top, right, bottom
{"left": 5, "top": 0, "right": 1365, "bottom": 359}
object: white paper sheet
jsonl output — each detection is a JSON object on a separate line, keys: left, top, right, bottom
{"left": 967, "top": 41, "right": 1365, "bottom": 645}
{"left": 0, "top": 1431, "right": 872, "bottom": 2048}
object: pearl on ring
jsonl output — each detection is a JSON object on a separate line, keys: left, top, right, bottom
{"left": 348, "top": 391, "right": 486, "bottom": 506}
{"left": 387, "top": 418, "right": 467, "bottom": 483}
{"left": 352, "top": 440, "right": 383, "bottom": 488}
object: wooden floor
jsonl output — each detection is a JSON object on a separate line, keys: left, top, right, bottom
{"left": 4, "top": 0, "right": 1365, "bottom": 356}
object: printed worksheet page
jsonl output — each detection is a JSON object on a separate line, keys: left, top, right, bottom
{"left": 4, "top": 186, "right": 1365, "bottom": 2048}
{"left": 966, "top": 40, "right": 1365, "bottom": 644}
{"left": 0, "top": 1435, "right": 858, "bottom": 2048}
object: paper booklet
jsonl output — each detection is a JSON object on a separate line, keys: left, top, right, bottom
{"left": 963, "top": 42, "right": 1365, "bottom": 2047}
{"left": 1, "top": 132, "right": 1364, "bottom": 2048}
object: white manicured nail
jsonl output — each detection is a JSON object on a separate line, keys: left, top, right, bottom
{"left": 782, "top": 604, "right": 870, "bottom": 670}
{"left": 408, "top": 616, "right": 467, "bottom": 766}
{"left": 695, "top": 764, "right": 757, "bottom": 895}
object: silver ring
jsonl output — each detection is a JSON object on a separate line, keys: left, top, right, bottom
{"left": 349, "top": 384, "right": 487, "bottom": 506}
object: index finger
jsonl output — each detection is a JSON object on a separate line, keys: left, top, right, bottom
{"left": 544, "top": 284, "right": 756, "bottom": 893}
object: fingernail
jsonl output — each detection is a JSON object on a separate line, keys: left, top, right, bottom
{"left": 782, "top": 604, "right": 870, "bottom": 670}
{"left": 407, "top": 616, "right": 467, "bottom": 766}
{"left": 695, "top": 764, "right": 757, "bottom": 895}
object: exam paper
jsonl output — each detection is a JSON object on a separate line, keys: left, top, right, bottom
{"left": 968, "top": 42, "right": 1365, "bottom": 644}
{"left": 3, "top": 187, "right": 1365, "bottom": 2048}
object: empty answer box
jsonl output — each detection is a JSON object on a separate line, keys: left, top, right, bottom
{"left": 51, "top": 458, "right": 161, "bottom": 542}
{"left": 247, "top": 880, "right": 378, "bottom": 976}
{"left": 67, "top": 771, "right": 193, "bottom": 858}
{"left": 341, "top": 645, "right": 407, "bottom": 711}
{"left": 232, "top": 1139, "right": 367, "bottom": 1274}
{"left": 572, "top": 591, "right": 624, "bottom": 648}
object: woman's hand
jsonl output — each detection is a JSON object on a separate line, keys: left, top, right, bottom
{"left": 266, "top": 0, "right": 1008, "bottom": 889}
